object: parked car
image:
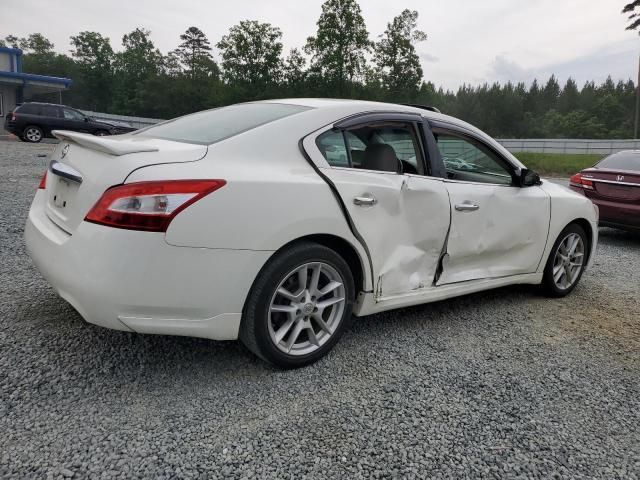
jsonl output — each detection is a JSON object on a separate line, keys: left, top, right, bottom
{"left": 569, "top": 150, "right": 640, "bottom": 232}
{"left": 4, "top": 102, "right": 136, "bottom": 142}
{"left": 25, "top": 99, "right": 599, "bottom": 368}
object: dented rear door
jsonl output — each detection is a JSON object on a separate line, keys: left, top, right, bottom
{"left": 438, "top": 181, "right": 550, "bottom": 284}
{"left": 321, "top": 168, "right": 451, "bottom": 298}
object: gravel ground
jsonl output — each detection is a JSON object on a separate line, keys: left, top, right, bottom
{"left": 1, "top": 141, "right": 639, "bottom": 479}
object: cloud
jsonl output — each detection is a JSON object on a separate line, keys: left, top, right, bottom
{"left": 489, "top": 39, "right": 638, "bottom": 87}
{"left": 491, "top": 55, "right": 531, "bottom": 83}
{"left": 420, "top": 53, "right": 439, "bottom": 63}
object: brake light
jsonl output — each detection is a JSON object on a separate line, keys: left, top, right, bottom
{"left": 85, "top": 179, "right": 226, "bottom": 232}
{"left": 38, "top": 171, "right": 47, "bottom": 189}
{"left": 569, "top": 173, "right": 593, "bottom": 190}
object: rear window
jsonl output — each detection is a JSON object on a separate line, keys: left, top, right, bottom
{"left": 135, "top": 103, "right": 310, "bottom": 144}
{"left": 597, "top": 152, "right": 640, "bottom": 171}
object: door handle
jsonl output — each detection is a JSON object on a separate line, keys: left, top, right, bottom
{"left": 455, "top": 202, "right": 479, "bottom": 212}
{"left": 353, "top": 195, "right": 377, "bottom": 207}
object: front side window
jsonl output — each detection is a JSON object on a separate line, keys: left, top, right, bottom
{"left": 316, "top": 122, "right": 424, "bottom": 175}
{"left": 434, "top": 132, "right": 513, "bottom": 185}
{"left": 63, "top": 108, "right": 85, "bottom": 121}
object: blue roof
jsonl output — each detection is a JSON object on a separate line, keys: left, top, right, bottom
{"left": 0, "top": 46, "right": 22, "bottom": 55}
{"left": 0, "top": 70, "right": 72, "bottom": 88}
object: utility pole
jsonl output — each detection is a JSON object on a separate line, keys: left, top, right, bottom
{"left": 635, "top": 54, "right": 640, "bottom": 139}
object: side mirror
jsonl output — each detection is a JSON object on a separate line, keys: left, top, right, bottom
{"left": 519, "top": 168, "right": 541, "bottom": 187}
{"left": 84, "top": 117, "right": 89, "bottom": 122}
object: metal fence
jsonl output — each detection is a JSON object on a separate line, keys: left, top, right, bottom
{"left": 496, "top": 138, "right": 640, "bottom": 155}
{"left": 69, "top": 111, "right": 640, "bottom": 156}
{"left": 79, "top": 110, "right": 162, "bottom": 129}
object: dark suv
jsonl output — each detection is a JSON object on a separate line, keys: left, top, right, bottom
{"left": 4, "top": 102, "right": 136, "bottom": 143}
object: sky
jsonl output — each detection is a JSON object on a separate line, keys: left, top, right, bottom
{"left": 1, "top": 0, "right": 639, "bottom": 90}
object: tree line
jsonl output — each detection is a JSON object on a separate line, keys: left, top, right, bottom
{"left": 1, "top": 0, "right": 636, "bottom": 139}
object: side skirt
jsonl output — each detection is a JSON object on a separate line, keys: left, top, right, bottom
{"left": 353, "top": 273, "right": 543, "bottom": 316}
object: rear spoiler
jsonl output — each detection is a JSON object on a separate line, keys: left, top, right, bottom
{"left": 52, "top": 130, "right": 159, "bottom": 156}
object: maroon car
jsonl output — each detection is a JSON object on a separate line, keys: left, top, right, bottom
{"left": 569, "top": 150, "right": 640, "bottom": 232}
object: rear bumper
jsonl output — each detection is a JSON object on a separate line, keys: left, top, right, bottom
{"left": 25, "top": 191, "right": 272, "bottom": 340}
{"left": 589, "top": 198, "right": 640, "bottom": 230}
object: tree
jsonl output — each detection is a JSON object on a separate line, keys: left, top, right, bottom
{"left": 283, "top": 48, "right": 308, "bottom": 90}
{"left": 623, "top": 1, "right": 640, "bottom": 32}
{"left": 112, "top": 28, "right": 163, "bottom": 115}
{"left": 217, "top": 20, "right": 283, "bottom": 91}
{"left": 70, "top": 31, "right": 114, "bottom": 111}
{"left": 175, "top": 26, "right": 218, "bottom": 80}
{"left": 373, "top": 9, "right": 427, "bottom": 99}
{"left": 305, "top": 0, "right": 370, "bottom": 95}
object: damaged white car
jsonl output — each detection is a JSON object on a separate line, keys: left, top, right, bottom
{"left": 25, "top": 99, "right": 598, "bottom": 368}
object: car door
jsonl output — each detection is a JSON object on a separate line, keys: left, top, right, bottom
{"left": 430, "top": 123, "right": 550, "bottom": 285}
{"left": 39, "top": 105, "right": 64, "bottom": 135}
{"left": 62, "top": 107, "right": 91, "bottom": 133}
{"left": 304, "top": 114, "right": 451, "bottom": 299}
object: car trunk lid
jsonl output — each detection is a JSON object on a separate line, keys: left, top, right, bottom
{"left": 581, "top": 168, "right": 640, "bottom": 203}
{"left": 44, "top": 130, "right": 207, "bottom": 234}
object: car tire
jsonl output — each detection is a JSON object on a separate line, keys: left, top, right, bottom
{"left": 23, "top": 126, "right": 44, "bottom": 143}
{"left": 94, "top": 130, "right": 109, "bottom": 136}
{"left": 541, "top": 223, "right": 588, "bottom": 297}
{"left": 239, "top": 241, "right": 355, "bottom": 369}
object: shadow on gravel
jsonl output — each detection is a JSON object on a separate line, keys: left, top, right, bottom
{"left": 598, "top": 227, "right": 640, "bottom": 246}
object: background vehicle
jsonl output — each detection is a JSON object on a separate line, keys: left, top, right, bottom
{"left": 569, "top": 150, "right": 640, "bottom": 232}
{"left": 4, "top": 102, "right": 136, "bottom": 142}
{"left": 24, "top": 99, "right": 599, "bottom": 368}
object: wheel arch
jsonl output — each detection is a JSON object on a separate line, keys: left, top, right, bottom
{"left": 276, "top": 234, "right": 367, "bottom": 296}
{"left": 570, "top": 217, "right": 594, "bottom": 263}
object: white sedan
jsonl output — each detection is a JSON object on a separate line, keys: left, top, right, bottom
{"left": 25, "top": 99, "right": 598, "bottom": 368}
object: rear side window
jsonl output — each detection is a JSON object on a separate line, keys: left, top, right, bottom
{"left": 597, "top": 152, "right": 640, "bottom": 171}
{"left": 42, "top": 105, "right": 61, "bottom": 118}
{"left": 316, "top": 122, "right": 424, "bottom": 175}
{"left": 17, "top": 104, "right": 40, "bottom": 115}
{"left": 135, "top": 103, "right": 310, "bottom": 144}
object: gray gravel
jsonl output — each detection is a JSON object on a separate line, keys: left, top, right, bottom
{"left": 1, "top": 141, "right": 639, "bottom": 479}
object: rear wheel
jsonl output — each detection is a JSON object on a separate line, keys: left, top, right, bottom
{"left": 541, "top": 223, "right": 588, "bottom": 297}
{"left": 23, "top": 125, "right": 43, "bottom": 143}
{"left": 94, "top": 130, "right": 109, "bottom": 136}
{"left": 240, "top": 242, "right": 354, "bottom": 368}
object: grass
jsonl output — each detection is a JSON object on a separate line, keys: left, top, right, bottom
{"left": 513, "top": 152, "right": 603, "bottom": 177}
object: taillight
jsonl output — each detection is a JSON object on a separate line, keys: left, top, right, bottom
{"left": 569, "top": 172, "right": 593, "bottom": 190}
{"left": 85, "top": 179, "right": 226, "bottom": 232}
{"left": 38, "top": 171, "right": 47, "bottom": 189}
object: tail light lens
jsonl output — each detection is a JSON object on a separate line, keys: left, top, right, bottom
{"left": 569, "top": 173, "right": 593, "bottom": 190}
{"left": 38, "top": 171, "right": 47, "bottom": 189}
{"left": 85, "top": 179, "right": 226, "bottom": 232}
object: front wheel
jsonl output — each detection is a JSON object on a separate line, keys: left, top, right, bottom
{"left": 541, "top": 223, "right": 588, "bottom": 297}
{"left": 239, "top": 242, "right": 354, "bottom": 368}
{"left": 94, "top": 130, "right": 109, "bottom": 136}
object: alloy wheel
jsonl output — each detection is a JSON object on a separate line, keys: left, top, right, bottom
{"left": 552, "top": 232, "right": 585, "bottom": 290}
{"left": 25, "top": 128, "right": 42, "bottom": 142}
{"left": 268, "top": 262, "right": 346, "bottom": 356}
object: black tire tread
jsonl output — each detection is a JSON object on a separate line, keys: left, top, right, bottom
{"left": 541, "top": 223, "right": 588, "bottom": 298}
{"left": 239, "top": 241, "right": 354, "bottom": 368}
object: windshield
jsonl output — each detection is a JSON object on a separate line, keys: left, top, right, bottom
{"left": 134, "top": 103, "right": 311, "bottom": 144}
